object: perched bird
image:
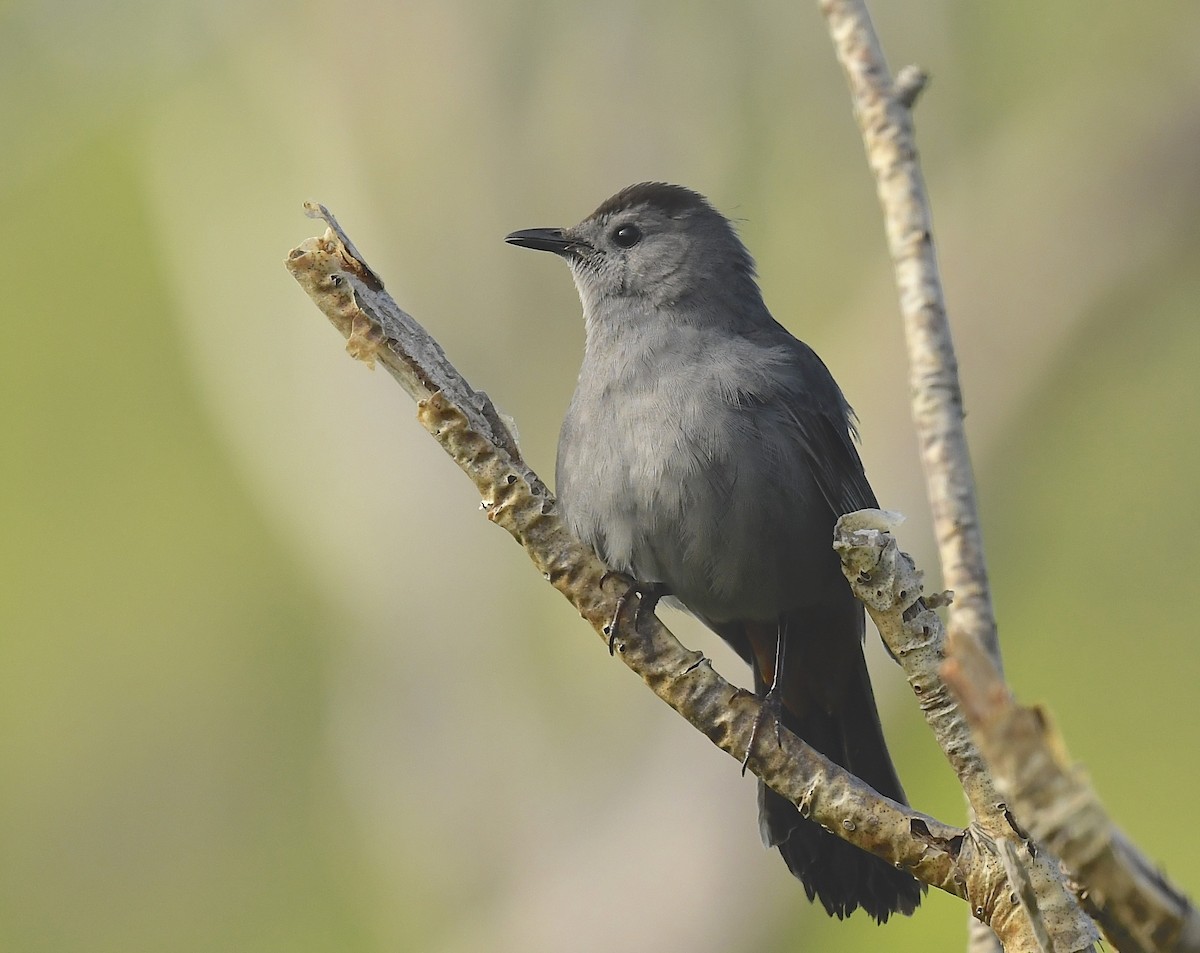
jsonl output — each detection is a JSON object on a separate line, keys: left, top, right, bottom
{"left": 506, "top": 182, "right": 922, "bottom": 922}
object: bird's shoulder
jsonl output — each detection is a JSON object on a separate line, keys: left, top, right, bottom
{"left": 729, "top": 328, "right": 878, "bottom": 515}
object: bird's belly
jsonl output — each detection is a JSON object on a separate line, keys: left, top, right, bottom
{"left": 561, "top": 418, "right": 840, "bottom": 624}
{"left": 640, "top": 483, "right": 838, "bottom": 624}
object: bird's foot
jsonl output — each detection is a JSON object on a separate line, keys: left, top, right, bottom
{"left": 600, "top": 572, "right": 670, "bottom": 655}
{"left": 740, "top": 689, "right": 784, "bottom": 776}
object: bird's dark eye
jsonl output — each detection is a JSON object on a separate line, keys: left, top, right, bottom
{"left": 611, "top": 224, "right": 642, "bottom": 248}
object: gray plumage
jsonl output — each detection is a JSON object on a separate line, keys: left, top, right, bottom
{"left": 506, "top": 182, "right": 922, "bottom": 922}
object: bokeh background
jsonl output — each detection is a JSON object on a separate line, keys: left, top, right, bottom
{"left": 4, "top": 2, "right": 1200, "bottom": 951}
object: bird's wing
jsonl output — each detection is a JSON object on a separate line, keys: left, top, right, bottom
{"left": 761, "top": 336, "right": 878, "bottom": 517}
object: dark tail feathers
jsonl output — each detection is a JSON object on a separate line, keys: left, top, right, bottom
{"left": 755, "top": 659, "right": 924, "bottom": 923}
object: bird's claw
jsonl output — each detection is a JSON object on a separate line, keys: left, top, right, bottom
{"left": 740, "top": 690, "right": 784, "bottom": 776}
{"left": 601, "top": 572, "right": 670, "bottom": 655}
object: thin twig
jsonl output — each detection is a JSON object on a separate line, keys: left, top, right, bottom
{"left": 944, "top": 637, "right": 1200, "bottom": 953}
{"left": 835, "top": 515, "right": 1096, "bottom": 951}
{"left": 817, "top": 0, "right": 998, "bottom": 667}
{"left": 817, "top": 2, "right": 1098, "bottom": 949}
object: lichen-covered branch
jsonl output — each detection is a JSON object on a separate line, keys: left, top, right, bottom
{"left": 835, "top": 514, "right": 1097, "bottom": 951}
{"left": 819, "top": 4, "right": 1198, "bottom": 950}
{"left": 288, "top": 203, "right": 545, "bottom": 497}
{"left": 944, "top": 636, "right": 1200, "bottom": 953}
{"left": 285, "top": 210, "right": 967, "bottom": 901}
{"left": 817, "top": 2, "right": 1105, "bottom": 949}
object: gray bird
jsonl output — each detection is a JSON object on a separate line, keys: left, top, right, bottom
{"left": 506, "top": 182, "right": 922, "bottom": 922}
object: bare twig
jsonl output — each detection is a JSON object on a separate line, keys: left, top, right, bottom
{"left": 285, "top": 212, "right": 970, "bottom": 901}
{"left": 820, "top": 2, "right": 1200, "bottom": 946}
{"left": 944, "top": 637, "right": 1200, "bottom": 953}
{"left": 817, "top": 3, "right": 1099, "bottom": 949}
{"left": 817, "top": 0, "right": 998, "bottom": 667}
{"left": 835, "top": 515, "right": 1097, "bottom": 951}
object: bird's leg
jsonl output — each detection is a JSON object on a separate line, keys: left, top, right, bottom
{"left": 600, "top": 571, "right": 671, "bottom": 655}
{"left": 741, "top": 617, "right": 788, "bottom": 775}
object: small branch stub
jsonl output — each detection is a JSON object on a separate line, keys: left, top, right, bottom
{"left": 894, "top": 65, "right": 929, "bottom": 108}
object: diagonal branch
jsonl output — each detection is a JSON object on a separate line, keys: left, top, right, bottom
{"left": 943, "top": 635, "right": 1200, "bottom": 953}
{"left": 817, "top": 2, "right": 1199, "bottom": 951}
{"left": 821, "top": 0, "right": 1200, "bottom": 944}
{"left": 285, "top": 207, "right": 977, "bottom": 907}
{"left": 818, "top": 2, "right": 1098, "bottom": 950}
{"left": 835, "top": 514, "right": 1098, "bottom": 951}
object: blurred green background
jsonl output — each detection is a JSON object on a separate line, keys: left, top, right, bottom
{"left": 4, "top": 2, "right": 1199, "bottom": 951}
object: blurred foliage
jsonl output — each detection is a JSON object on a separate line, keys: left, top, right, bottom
{"left": 3, "top": 2, "right": 1199, "bottom": 952}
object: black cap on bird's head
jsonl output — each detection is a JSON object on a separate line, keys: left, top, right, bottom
{"left": 589, "top": 182, "right": 715, "bottom": 220}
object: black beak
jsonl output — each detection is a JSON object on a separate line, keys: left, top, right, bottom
{"left": 504, "top": 227, "right": 586, "bottom": 256}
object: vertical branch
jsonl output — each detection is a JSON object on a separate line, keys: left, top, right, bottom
{"left": 818, "top": 2, "right": 1097, "bottom": 950}
{"left": 817, "top": 0, "right": 998, "bottom": 668}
